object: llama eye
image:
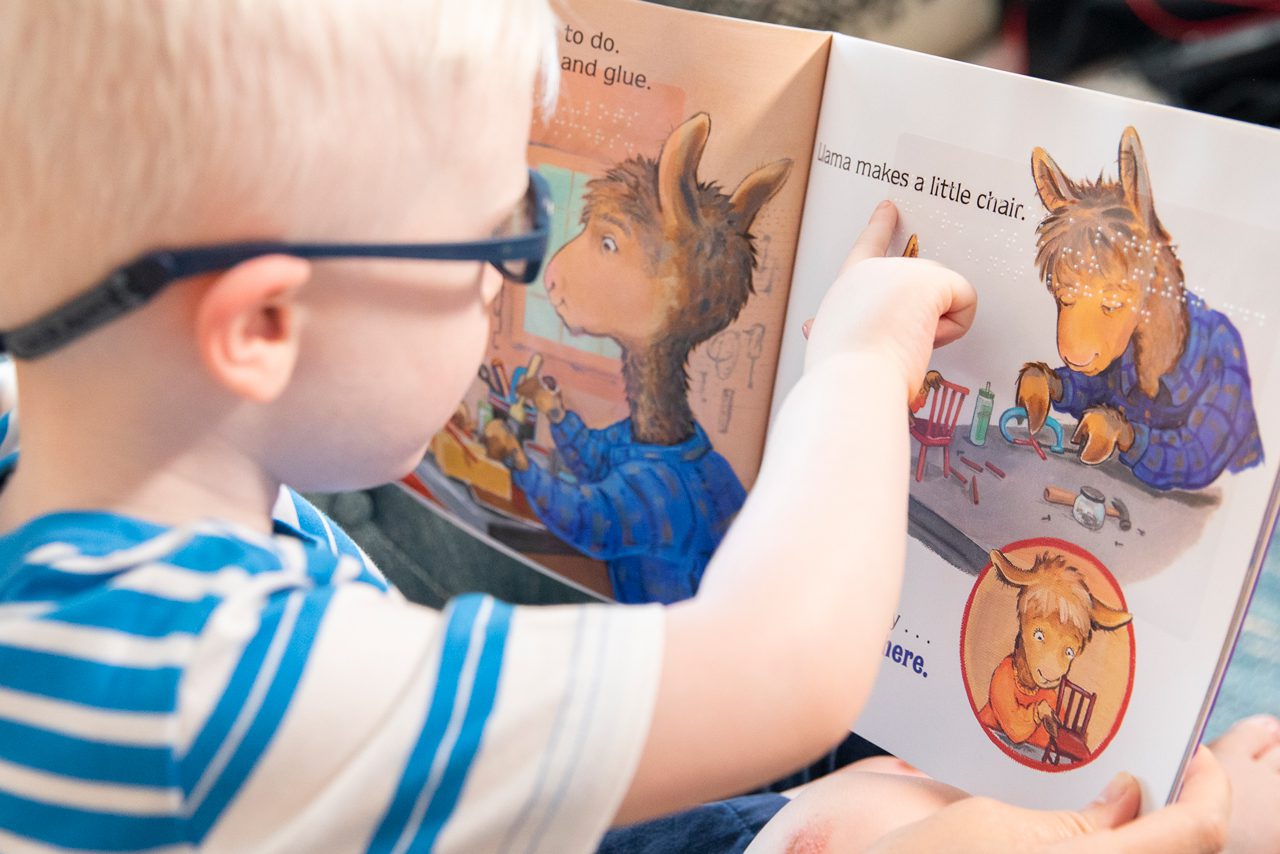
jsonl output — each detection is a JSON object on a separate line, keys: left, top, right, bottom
{"left": 1065, "top": 648, "right": 1075, "bottom": 659}
{"left": 601, "top": 235, "right": 618, "bottom": 253}
{"left": 1034, "top": 629, "right": 1044, "bottom": 642}
{"left": 1056, "top": 293, "right": 1076, "bottom": 308}
{"left": 1101, "top": 302, "right": 1122, "bottom": 315}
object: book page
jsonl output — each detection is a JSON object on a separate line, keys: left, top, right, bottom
{"left": 403, "top": 0, "right": 829, "bottom": 604}
{"left": 774, "top": 33, "right": 1280, "bottom": 811}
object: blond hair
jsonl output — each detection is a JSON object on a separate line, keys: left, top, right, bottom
{"left": 0, "top": 0, "right": 558, "bottom": 326}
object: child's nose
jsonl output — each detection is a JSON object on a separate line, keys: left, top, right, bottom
{"left": 543, "top": 258, "right": 559, "bottom": 293}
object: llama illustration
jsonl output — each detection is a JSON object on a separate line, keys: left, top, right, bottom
{"left": 486, "top": 113, "right": 790, "bottom": 604}
{"left": 1015, "top": 127, "right": 1262, "bottom": 490}
{"left": 977, "top": 548, "right": 1131, "bottom": 761}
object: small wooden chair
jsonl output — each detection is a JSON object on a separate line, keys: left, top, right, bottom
{"left": 910, "top": 379, "right": 970, "bottom": 482}
{"left": 1042, "top": 678, "right": 1096, "bottom": 766}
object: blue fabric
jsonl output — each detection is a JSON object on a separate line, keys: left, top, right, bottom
{"left": 370, "top": 594, "right": 513, "bottom": 853}
{"left": 0, "top": 511, "right": 335, "bottom": 848}
{"left": 514, "top": 412, "right": 745, "bottom": 604}
{"left": 598, "top": 794, "right": 787, "bottom": 854}
{"left": 278, "top": 488, "right": 389, "bottom": 590}
{"left": 0, "top": 467, "right": 423, "bottom": 849}
{"left": 1053, "top": 295, "right": 1263, "bottom": 489}
{"left": 594, "top": 720, "right": 888, "bottom": 852}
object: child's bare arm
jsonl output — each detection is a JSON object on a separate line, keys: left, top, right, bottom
{"left": 616, "top": 201, "right": 977, "bottom": 822}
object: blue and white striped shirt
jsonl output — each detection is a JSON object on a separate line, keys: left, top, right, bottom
{"left": 0, "top": 482, "right": 663, "bottom": 852}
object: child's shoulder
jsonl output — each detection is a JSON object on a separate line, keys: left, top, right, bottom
{"left": 0, "top": 486, "right": 667, "bottom": 851}
{"left": 0, "top": 490, "right": 379, "bottom": 585}
{"left": 0, "top": 489, "right": 391, "bottom": 676}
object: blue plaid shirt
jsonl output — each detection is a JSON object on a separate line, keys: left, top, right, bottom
{"left": 1054, "top": 295, "right": 1263, "bottom": 490}
{"left": 513, "top": 412, "right": 745, "bottom": 604}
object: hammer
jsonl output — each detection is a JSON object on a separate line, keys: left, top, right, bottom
{"left": 1110, "top": 498, "right": 1131, "bottom": 532}
{"left": 1043, "top": 486, "right": 1129, "bottom": 528}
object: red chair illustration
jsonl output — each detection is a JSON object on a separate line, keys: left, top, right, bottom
{"left": 1042, "top": 678, "right": 1096, "bottom": 766}
{"left": 910, "top": 378, "right": 970, "bottom": 482}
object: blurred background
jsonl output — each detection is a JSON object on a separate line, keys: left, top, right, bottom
{"left": 658, "top": 0, "right": 1280, "bottom": 129}
{"left": 311, "top": 0, "right": 1279, "bottom": 748}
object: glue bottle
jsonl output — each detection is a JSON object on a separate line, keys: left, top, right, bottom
{"left": 969, "top": 381, "right": 995, "bottom": 445}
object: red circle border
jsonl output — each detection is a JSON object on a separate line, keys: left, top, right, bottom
{"left": 957, "top": 537, "right": 1137, "bottom": 773}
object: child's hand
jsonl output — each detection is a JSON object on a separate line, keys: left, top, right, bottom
{"left": 870, "top": 746, "right": 1230, "bottom": 854}
{"left": 803, "top": 201, "right": 976, "bottom": 398}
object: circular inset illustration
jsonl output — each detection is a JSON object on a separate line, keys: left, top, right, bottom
{"left": 960, "top": 538, "right": 1135, "bottom": 771}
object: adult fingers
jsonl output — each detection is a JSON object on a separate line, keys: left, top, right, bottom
{"left": 1263, "top": 742, "right": 1280, "bottom": 772}
{"left": 1103, "top": 747, "right": 1231, "bottom": 854}
{"left": 1209, "top": 714, "right": 1280, "bottom": 762}
{"left": 978, "top": 774, "right": 1139, "bottom": 852}
{"left": 839, "top": 200, "right": 900, "bottom": 274}
{"left": 1070, "top": 773, "right": 1143, "bottom": 834}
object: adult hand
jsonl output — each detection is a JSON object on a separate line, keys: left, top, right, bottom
{"left": 870, "top": 747, "right": 1229, "bottom": 854}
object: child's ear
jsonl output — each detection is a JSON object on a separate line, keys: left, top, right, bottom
{"left": 194, "top": 255, "right": 311, "bottom": 403}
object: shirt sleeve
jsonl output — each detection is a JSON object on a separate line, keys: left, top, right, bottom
{"left": 514, "top": 457, "right": 699, "bottom": 562}
{"left": 1052, "top": 365, "right": 1112, "bottom": 418}
{"left": 986, "top": 658, "right": 1039, "bottom": 744}
{"left": 547, "top": 411, "right": 628, "bottom": 482}
{"left": 183, "top": 583, "right": 664, "bottom": 854}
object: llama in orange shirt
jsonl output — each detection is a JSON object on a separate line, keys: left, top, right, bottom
{"left": 977, "top": 549, "right": 1132, "bottom": 751}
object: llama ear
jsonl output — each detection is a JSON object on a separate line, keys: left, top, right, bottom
{"left": 1091, "top": 599, "right": 1133, "bottom": 631}
{"left": 1031, "top": 147, "right": 1073, "bottom": 212}
{"left": 657, "top": 113, "right": 711, "bottom": 234}
{"left": 903, "top": 234, "right": 919, "bottom": 258}
{"left": 1118, "top": 126, "right": 1159, "bottom": 233}
{"left": 729, "top": 158, "right": 792, "bottom": 233}
{"left": 989, "top": 549, "right": 1035, "bottom": 587}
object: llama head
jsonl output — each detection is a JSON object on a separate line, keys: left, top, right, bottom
{"left": 989, "top": 548, "right": 1132, "bottom": 690}
{"left": 1030, "top": 127, "right": 1186, "bottom": 396}
{"left": 543, "top": 113, "right": 791, "bottom": 354}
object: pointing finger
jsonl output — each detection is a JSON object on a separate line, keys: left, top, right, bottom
{"left": 839, "top": 200, "right": 899, "bottom": 274}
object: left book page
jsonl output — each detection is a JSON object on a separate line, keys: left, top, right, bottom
{"left": 403, "top": 0, "right": 829, "bottom": 604}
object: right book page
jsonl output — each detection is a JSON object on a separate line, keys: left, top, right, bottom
{"left": 773, "top": 32, "right": 1280, "bottom": 811}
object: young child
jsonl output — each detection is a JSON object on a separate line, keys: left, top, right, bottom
{"left": 0, "top": 2, "right": 1274, "bottom": 852}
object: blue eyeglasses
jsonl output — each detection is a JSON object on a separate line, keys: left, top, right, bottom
{"left": 0, "top": 169, "right": 553, "bottom": 360}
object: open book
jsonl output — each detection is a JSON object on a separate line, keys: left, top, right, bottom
{"left": 402, "top": 0, "right": 1280, "bottom": 813}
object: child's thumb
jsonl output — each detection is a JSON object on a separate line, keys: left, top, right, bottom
{"left": 1074, "top": 772, "right": 1143, "bottom": 832}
